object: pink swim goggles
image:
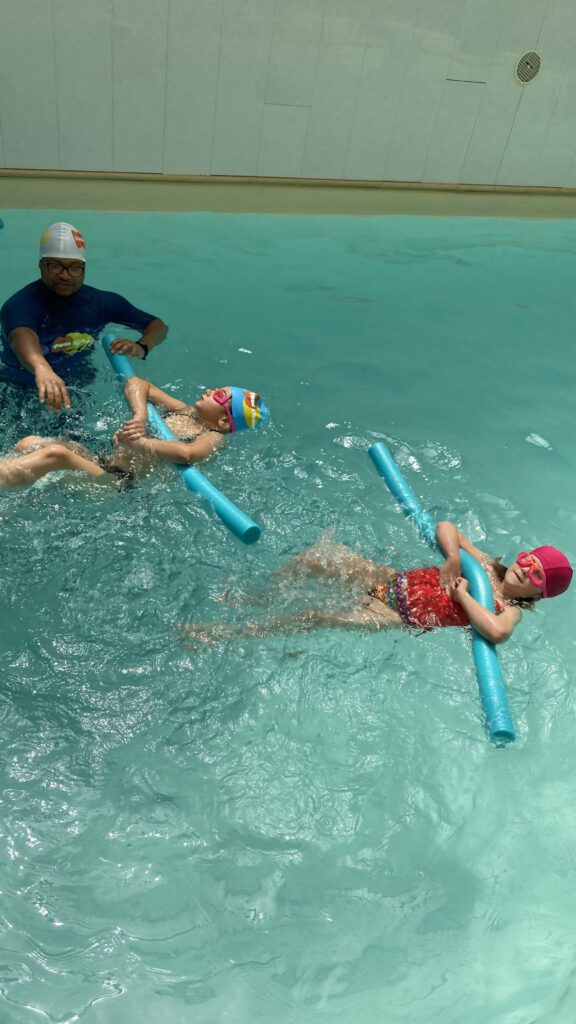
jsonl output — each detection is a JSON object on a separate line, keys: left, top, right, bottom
{"left": 516, "top": 552, "right": 546, "bottom": 589}
{"left": 212, "top": 388, "right": 236, "bottom": 432}
{"left": 519, "top": 545, "right": 573, "bottom": 599}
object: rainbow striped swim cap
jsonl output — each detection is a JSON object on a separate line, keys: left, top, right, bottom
{"left": 229, "top": 387, "right": 269, "bottom": 432}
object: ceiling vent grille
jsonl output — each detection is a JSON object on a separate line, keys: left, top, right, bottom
{"left": 515, "top": 51, "right": 541, "bottom": 84}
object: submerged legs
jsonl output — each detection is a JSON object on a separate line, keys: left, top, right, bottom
{"left": 277, "top": 537, "right": 396, "bottom": 589}
{"left": 0, "top": 438, "right": 106, "bottom": 489}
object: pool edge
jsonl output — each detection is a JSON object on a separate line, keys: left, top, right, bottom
{"left": 3, "top": 169, "right": 576, "bottom": 217}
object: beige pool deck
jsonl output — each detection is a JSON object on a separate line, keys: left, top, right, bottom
{"left": 2, "top": 168, "right": 576, "bottom": 217}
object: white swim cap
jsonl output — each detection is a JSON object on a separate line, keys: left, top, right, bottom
{"left": 39, "top": 222, "right": 87, "bottom": 263}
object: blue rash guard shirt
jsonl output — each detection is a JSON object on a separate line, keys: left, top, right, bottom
{"left": 0, "top": 280, "right": 157, "bottom": 383}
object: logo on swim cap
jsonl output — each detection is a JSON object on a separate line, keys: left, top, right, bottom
{"left": 39, "top": 222, "right": 87, "bottom": 263}
{"left": 230, "top": 387, "right": 269, "bottom": 431}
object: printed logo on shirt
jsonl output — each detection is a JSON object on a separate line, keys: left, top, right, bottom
{"left": 50, "top": 332, "right": 95, "bottom": 356}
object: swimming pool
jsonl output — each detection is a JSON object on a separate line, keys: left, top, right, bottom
{"left": 1, "top": 209, "right": 576, "bottom": 1023}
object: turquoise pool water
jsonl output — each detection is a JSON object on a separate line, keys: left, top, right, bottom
{"left": 1, "top": 210, "right": 576, "bottom": 1023}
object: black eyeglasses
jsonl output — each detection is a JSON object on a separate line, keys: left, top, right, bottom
{"left": 43, "top": 260, "right": 85, "bottom": 277}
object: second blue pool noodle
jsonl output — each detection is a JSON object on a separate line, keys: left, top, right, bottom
{"left": 369, "top": 442, "right": 515, "bottom": 744}
{"left": 102, "top": 335, "right": 261, "bottom": 544}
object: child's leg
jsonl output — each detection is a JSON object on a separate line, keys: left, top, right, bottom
{"left": 238, "top": 606, "right": 402, "bottom": 635}
{"left": 180, "top": 602, "right": 402, "bottom": 644}
{"left": 14, "top": 435, "right": 93, "bottom": 457}
{"left": 0, "top": 443, "right": 106, "bottom": 489}
{"left": 278, "top": 540, "right": 396, "bottom": 587}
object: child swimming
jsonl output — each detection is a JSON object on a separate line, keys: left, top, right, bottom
{"left": 0, "top": 375, "right": 268, "bottom": 489}
{"left": 182, "top": 522, "right": 572, "bottom": 645}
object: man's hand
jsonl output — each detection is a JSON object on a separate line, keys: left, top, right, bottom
{"left": 34, "top": 365, "right": 71, "bottom": 413}
{"left": 109, "top": 337, "right": 147, "bottom": 358}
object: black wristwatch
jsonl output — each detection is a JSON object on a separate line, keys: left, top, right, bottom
{"left": 137, "top": 340, "right": 149, "bottom": 360}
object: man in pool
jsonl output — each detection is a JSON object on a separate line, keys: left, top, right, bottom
{"left": 0, "top": 377, "right": 269, "bottom": 489}
{"left": 0, "top": 222, "right": 168, "bottom": 413}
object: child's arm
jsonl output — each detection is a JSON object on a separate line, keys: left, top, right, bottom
{"left": 146, "top": 380, "right": 190, "bottom": 412}
{"left": 436, "top": 520, "right": 462, "bottom": 590}
{"left": 451, "top": 578, "right": 521, "bottom": 643}
{"left": 120, "top": 432, "right": 226, "bottom": 466}
{"left": 436, "top": 520, "right": 492, "bottom": 565}
{"left": 436, "top": 520, "right": 496, "bottom": 591}
{"left": 123, "top": 376, "right": 190, "bottom": 418}
{"left": 123, "top": 376, "right": 150, "bottom": 426}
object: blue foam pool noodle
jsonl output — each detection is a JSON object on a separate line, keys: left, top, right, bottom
{"left": 369, "top": 441, "right": 515, "bottom": 745}
{"left": 102, "top": 334, "right": 261, "bottom": 544}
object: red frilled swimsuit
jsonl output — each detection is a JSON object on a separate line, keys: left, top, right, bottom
{"left": 369, "top": 566, "right": 504, "bottom": 632}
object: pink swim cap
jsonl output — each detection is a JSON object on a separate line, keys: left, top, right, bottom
{"left": 530, "top": 546, "right": 573, "bottom": 599}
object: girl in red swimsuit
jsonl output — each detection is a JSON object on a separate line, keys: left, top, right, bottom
{"left": 183, "top": 522, "right": 573, "bottom": 646}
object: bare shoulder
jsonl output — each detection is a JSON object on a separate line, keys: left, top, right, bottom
{"left": 192, "top": 428, "right": 226, "bottom": 447}
{"left": 189, "top": 430, "right": 226, "bottom": 458}
{"left": 210, "top": 431, "right": 227, "bottom": 449}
